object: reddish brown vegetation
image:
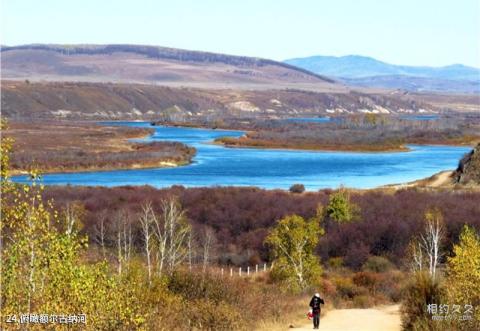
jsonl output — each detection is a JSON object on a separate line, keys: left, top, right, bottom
{"left": 6, "top": 121, "right": 195, "bottom": 173}
{"left": 42, "top": 186, "right": 480, "bottom": 269}
{"left": 216, "top": 114, "right": 480, "bottom": 152}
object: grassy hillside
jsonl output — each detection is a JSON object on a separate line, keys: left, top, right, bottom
{"left": 3, "top": 80, "right": 471, "bottom": 120}
{"left": 1, "top": 44, "right": 338, "bottom": 90}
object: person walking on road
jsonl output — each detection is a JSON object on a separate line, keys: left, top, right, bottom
{"left": 309, "top": 292, "right": 325, "bottom": 329}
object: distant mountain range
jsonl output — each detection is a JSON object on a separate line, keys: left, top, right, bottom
{"left": 2, "top": 44, "right": 479, "bottom": 94}
{"left": 284, "top": 55, "right": 480, "bottom": 93}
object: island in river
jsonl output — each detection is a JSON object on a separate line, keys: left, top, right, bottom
{"left": 5, "top": 121, "right": 196, "bottom": 175}
{"left": 159, "top": 114, "right": 480, "bottom": 153}
{"left": 10, "top": 121, "right": 473, "bottom": 191}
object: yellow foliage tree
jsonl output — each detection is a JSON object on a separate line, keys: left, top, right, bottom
{"left": 446, "top": 225, "right": 480, "bottom": 325}
{"left": 265, "top": 214, "right": 324, "bottom": 292}
{"left": 1, "top": 120, "right": 147, "bottom": 329}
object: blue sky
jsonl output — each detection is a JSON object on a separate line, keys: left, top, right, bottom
{"left": 2, "top": 0, "right": 479, "bottom": 67}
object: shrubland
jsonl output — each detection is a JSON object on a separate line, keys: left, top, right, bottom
{"left": 215, "top": 113, "right": 480, "bottom": 152}
{"left": 40, "top": 185, "right": 480, "bottom": 269}
{"left": 1, "top": 127, "right": 301, "bottom": 330}
{"left": 2, "top": 119, "right": 479, "bottom": 330}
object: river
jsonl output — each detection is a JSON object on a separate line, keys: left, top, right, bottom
{"left": 12, "top": 121, "right": 471, "bottom": 190}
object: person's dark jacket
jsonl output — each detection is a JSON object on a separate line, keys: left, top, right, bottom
{"left": 309, "top": 296, "right": 325, "bottom": 313}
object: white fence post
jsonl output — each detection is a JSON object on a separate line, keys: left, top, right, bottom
{"left": 247, "top": 266, "right": 250, "bottom": 276}
{"left": 230, "top": 268, "right": 233, "bottom": 277}
{"left": 239, "top": 267, "right": 242, "bottom": 276}
{"left": 256, "top": 264, "right": 258, "bottom": 273}
{"left": 264, "top": 263, "right": 267, "bottom": 272}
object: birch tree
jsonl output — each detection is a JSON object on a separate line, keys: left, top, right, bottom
{"left": 419, "top": 208, "right": 444, "bottom": 279}
{"left": 407, "top": 239, "right": 424, "bottom": 272}
{"left": 446, "top": 225, "right": 480, "bottom": 325}
{"left": 139, "top": 202, "right": 154, "bottom": 283}
{"left": 94, "top": 210, "right": 108, "bottom": 258}
{"left": 114, "top": 210, "right": 132, "bottom": 275}
{"left": 153, "top": 197, "right": 191, "bottom": 275}
{"left": 201, "top": 227, "right": 216, "bottom": 273}
{"left": 187, "top": 230, "right": 194, "bottom": 270}
{"left": 265, "top": 214, "right": 323, "bottom": 292}
{"left": 63, "top": 202, "right": 84, "bottom": 236}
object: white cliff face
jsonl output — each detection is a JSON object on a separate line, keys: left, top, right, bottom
{"left": 228, "top": 101, "right": 260, "bottom": 112}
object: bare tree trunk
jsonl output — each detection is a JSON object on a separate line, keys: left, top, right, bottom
{"left": 202, "top": 231, "right": 212, "bottom": 273}
{"left": 26, "top": 205, "right": 38, "bottom": 315}
{"left": 117, "top": 226, "right": 122, "bottom": 275}
{"left": 277, "top": 238, "right": 308, "bottom": 290}
{"left": 27, "top": 211, "right": 36, "bottom": 314}
{"left": 153, "top": 197, "right": 191, "bottom": 275}
{"left": 188, "top": 231, "right": 193, "bottom": 271}
{"left": 100, "top": 216, "right": 106, "bottom": 258}
{"left": 64, "top": 202, "right": 77, "bottom": 236}
{"left": 409, "top": 240, "right": 423, "bottom": 272}
{"left": 202, "top": 228, "right": 215, "bottom": 273}
{"left": 94, "top": 212, "right": 107, "bottom": 258}
{"left": 127, "top": 221, "right": 132, "bottom": 265}
{"left": 153, "top": 210, "right": 167, "bottom": 276}
{"left": 123, "top": 217, "right": 128, "bottom": 269}
{"left": 419, "top": 209, "right": 444, "bottom": 279}
{"left": 140, "top": 202, "right": 154, "bottom": 283}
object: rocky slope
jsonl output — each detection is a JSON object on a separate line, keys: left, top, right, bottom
{"left": 455, "top": 143, "right": 480, "bottom": 185}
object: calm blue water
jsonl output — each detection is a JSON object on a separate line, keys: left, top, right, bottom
{"left": 401, "top": 115, "right": 440, "bottom": 121}
{"left": 285, "top": 115, "right": 439, "bottom": 123}
{"left": 12, "top": 122, "right": 470, "bottom": 190}
{"left": 285, "top": 117, "right": 332, "bottom": 123}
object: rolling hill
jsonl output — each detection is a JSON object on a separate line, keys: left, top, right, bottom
{"left": 1, "top": 44, "right": 341, "bottom": 92}
{"left": 284, "top": 55, "right": 480, "bottom": 93}
{"left": 2, "top": 45, "right": 478, "bottom": 119}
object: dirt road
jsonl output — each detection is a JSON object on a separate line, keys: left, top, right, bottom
{"left": 427, "top": 170, "right": 454, "bottom": 187}
{"left": 292, "top": 304, "right": 401, "bottom": 331}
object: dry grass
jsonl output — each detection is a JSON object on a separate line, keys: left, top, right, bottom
{"left": 5, "top": 121, "right": 195, "bottom": 173}
{"left": 215, "top": 136, "right": 410, "bottom": 152}
{"left": 253, "top": 295, "right": 310, "bottom": 331}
